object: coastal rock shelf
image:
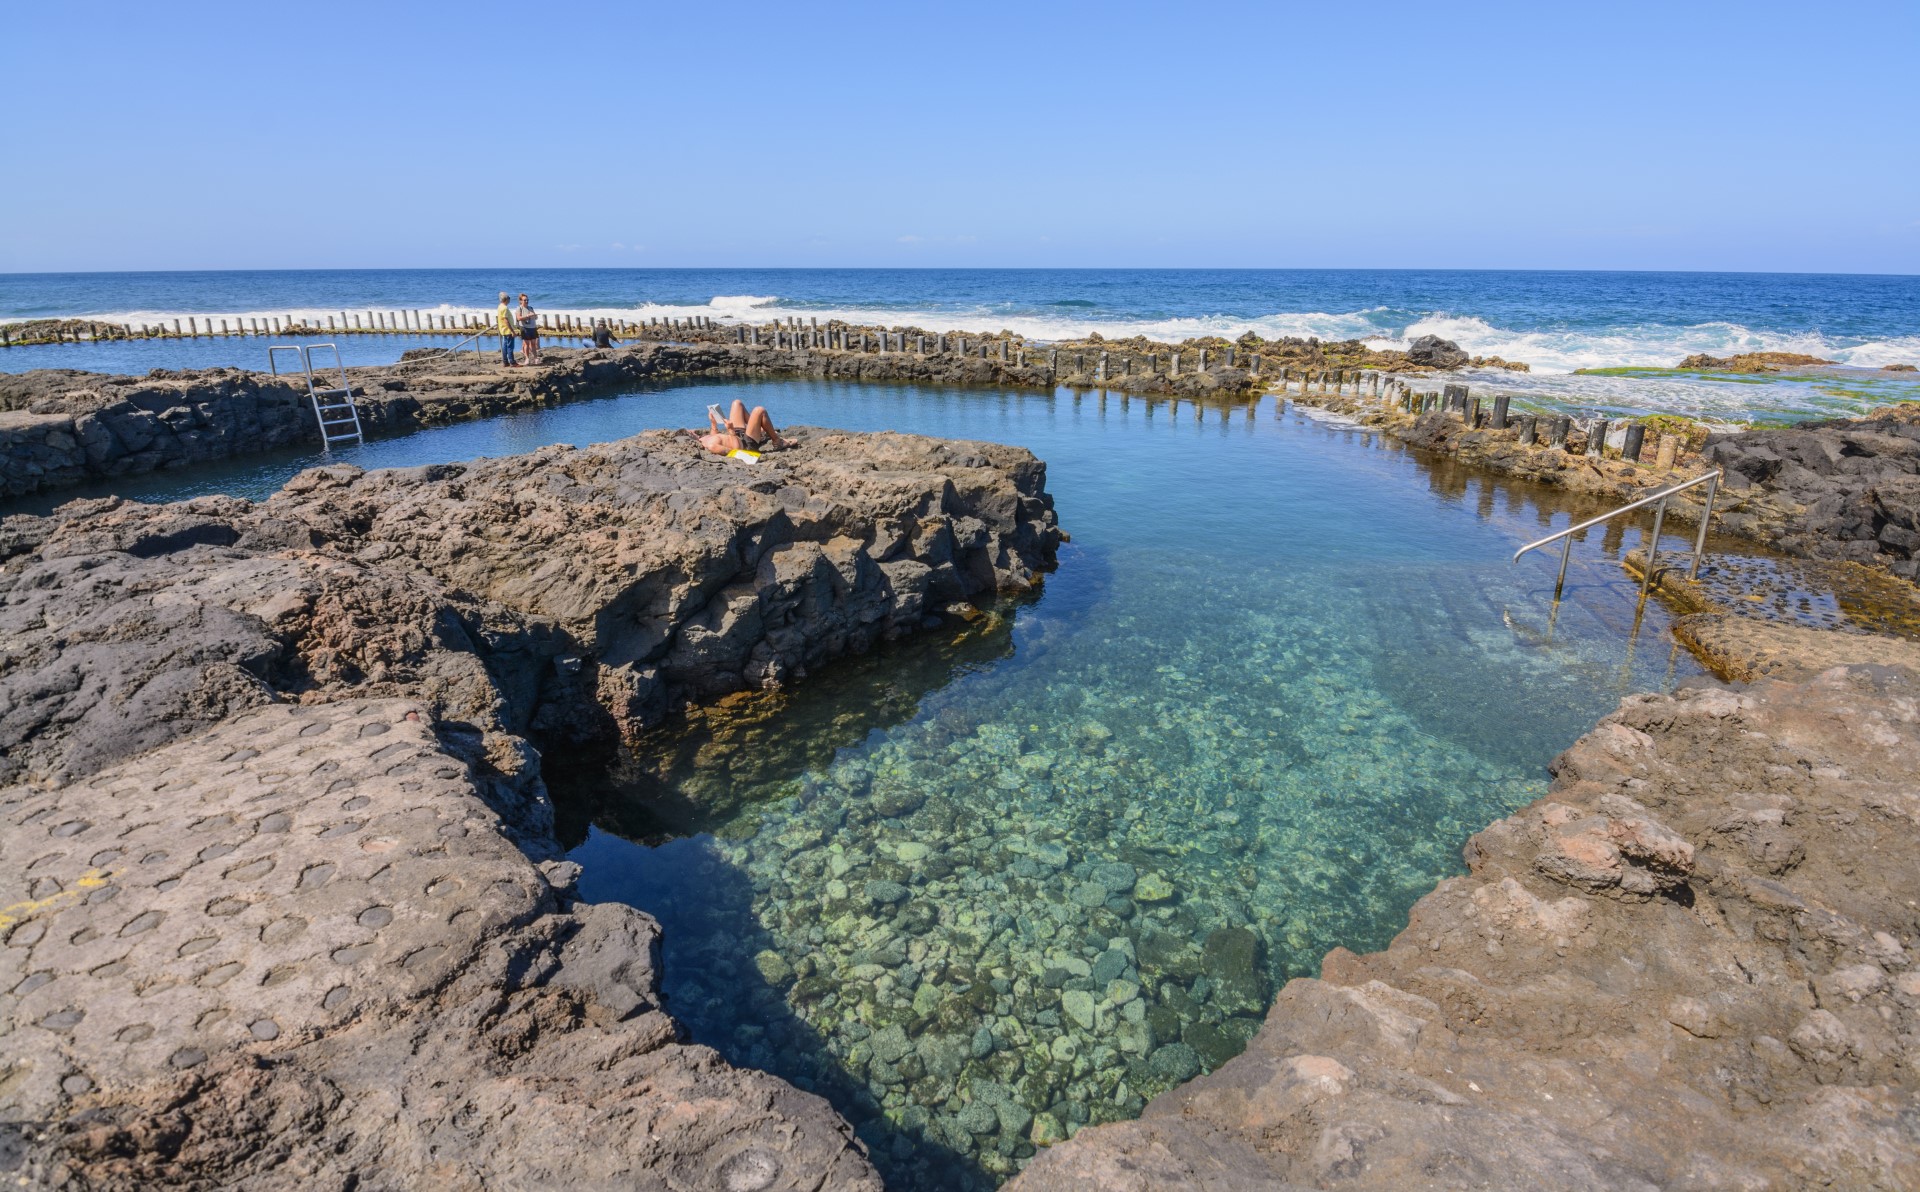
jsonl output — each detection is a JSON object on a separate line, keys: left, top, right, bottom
{"left": 1, "top": 700, "right": 880, "bottom": 1191}
{"left": 1297, "top": 388, "right": 1920, "bottom": 582}
{"left": 0, "top": 327, "right": 1418, "bottom": 500}
{"left": 0, "top": 430, "right": 1060, "bottom": 1187}
{"left": 1012, "top": 665, "right": 1920, "bottom": 1189}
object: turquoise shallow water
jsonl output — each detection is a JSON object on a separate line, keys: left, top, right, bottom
{"left": 5, "top": 378, "right": 1712, "bottom": 1188}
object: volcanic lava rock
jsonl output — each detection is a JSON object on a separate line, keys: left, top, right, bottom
{"left": 1404, "top": 335, "right": 1469, "bottom": 369}
{"left": 0, "top": 427, "right": 1061, "bottom": 1189}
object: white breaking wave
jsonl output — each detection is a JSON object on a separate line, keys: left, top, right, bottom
{"left": 41, "top": 297, "right": 1920, "bottom": 391}
{"left": 1377, "top": 314, "right": 1920, "bottom": 374}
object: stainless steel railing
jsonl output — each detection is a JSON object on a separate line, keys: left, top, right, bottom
{"left": 408, "top": 329, "right": 490, "bottom": 362}
{"left": 1513, "top": 470, "right": 1723, "bottom": 602}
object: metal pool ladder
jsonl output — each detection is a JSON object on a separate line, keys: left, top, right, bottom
{"left": 269, "top": 343, "right": 364, "bottom": 450}
{"left": 1513, "top": 470, "right": 1723, "bottom": 602}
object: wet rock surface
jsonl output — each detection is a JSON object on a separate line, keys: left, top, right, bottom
{"left": 1012, "top": 665, "right": 1920, "bottom": 1190}
{"left": 0, "top": 429, "right": 1060, "bottom": 1187}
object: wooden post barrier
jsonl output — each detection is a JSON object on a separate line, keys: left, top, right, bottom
{"left": 1587, "top": 418, "right": 1611, "bottom": 459}
{"left": 1491, "top": 394, "right": 1510, "bottom": 429}
{"left": 1622, "top": 423, "right": 1646, "bottom": 462}
{"left": 1654, "top": 434, "right": 1678, "bottom": 470}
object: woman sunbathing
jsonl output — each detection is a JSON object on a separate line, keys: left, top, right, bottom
{"left": 697, "top": 400, "right": 793, "bottom": 454}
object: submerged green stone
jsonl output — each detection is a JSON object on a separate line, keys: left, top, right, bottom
{"left": 1134, "top": 872, "right": 1176, "bottom": 902}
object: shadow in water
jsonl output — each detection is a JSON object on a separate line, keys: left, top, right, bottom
{"left": 553, "top": 603, "right": 1027, "bottom": 850}
{"left": 574, "top": 830, "right": 998, "bottom": 1190}
{"left": 552, "top": 606, "right": 1057, "bottom": 1190}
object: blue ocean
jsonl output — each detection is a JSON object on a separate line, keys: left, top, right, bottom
{"left": 3, "top": 268, "right": 1918, "bottom": 421}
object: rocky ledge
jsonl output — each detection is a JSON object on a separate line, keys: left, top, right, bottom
{"left": 0, "top": 429, "right": 1060, "bottom": 1188}
{"left": 1012, "top": 664, "right": 1920, "bottom": 1189}
{"left": 0, "top": 330, "right": 1493, "bottom": 502}
{"left": 1298, "top": 392, "right": 1920, "bottom": 581}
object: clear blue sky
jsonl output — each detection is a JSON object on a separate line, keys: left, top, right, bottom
{"left": 7, "top": 0, "right": 1916, "bottom": 273}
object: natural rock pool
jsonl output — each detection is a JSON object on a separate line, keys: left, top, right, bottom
{"left": 17, "top": 378, "right": 1714, "bottom": 1189}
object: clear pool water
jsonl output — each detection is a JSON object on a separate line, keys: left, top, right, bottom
{"left": 0, "top": 332, "right": 492, "bottom": 377}
{"left": 8, "top": 378, "right": 1714, "bottom": 1189}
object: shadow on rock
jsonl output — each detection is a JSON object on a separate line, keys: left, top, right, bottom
{"left": 551, "top": 602, "right": 1027, "bottom": 848}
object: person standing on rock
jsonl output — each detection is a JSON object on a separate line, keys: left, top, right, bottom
{"left": 495, "top": 292, "right": 517, "bottom": 367}
{"left": 517, "top": 293, "right": 542, "bottom": 366}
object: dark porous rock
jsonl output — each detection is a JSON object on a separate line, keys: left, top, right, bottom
{"left": 873, "top": 786, "right": 928, "bottom": 818}
{"left": 1146, "top": 1042, "right": 1202, "bottom": 1084}
{"left": 1702, "top": 403, "right": 1920, "bottom": 577}
{"left": 1404, "top": 334, "right": 1469, "bottom": 369}
{"left": 1200, "top": 925, "right": 1269, "bottom": 1016}
{"left": 1012, "top": 666, "right": 1920, "bottom": 1190}
{"left": 1, "top": 429, "right": 1063, "bottom": 1189}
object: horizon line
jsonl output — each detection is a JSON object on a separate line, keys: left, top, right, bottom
{"left": 3, "top": 265, "right": 1920, "bottom": 281}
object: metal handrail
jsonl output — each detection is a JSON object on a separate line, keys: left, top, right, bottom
{"left": 302, "top": 343, "right": 351, "bottom": 400}
{"left": 266, "top": 345, "right": 306, "bottom": 376}
{"left": 1513, "top": 469, "right": 1723, "bottom": 602}
{"left": 418, "top": 329, "right": 488, "bottom": 361}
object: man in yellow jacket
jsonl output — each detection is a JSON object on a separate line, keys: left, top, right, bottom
{"left": 496, "top": 292, "right": 517, "bottom": 367}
